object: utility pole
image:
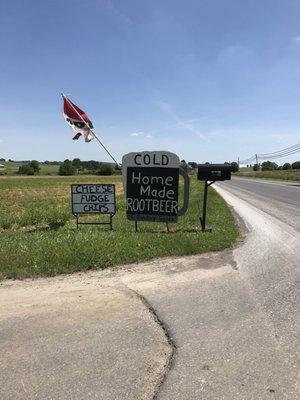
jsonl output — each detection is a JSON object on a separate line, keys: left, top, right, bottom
{"left": 255, "top": 154, "right": 258, "bottom": 166}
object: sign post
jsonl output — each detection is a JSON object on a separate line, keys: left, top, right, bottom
{"left": 197, "top": 164, "right": 232, "bottom": 232}
{"left": 122, "top": 151, "right": 189, "bottom": 231}
{"left": 71, "top": 184, "right": 116, "bottom": 230}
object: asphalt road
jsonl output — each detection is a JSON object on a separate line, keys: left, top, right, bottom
{"left": 219, "top": 177, "right": 300, "bottom": 230}
{"left": 1, "top": 177, "right": 299, "bottom": 399}
{"left": 215, "top": 177, "right": 300, "bottom": 368}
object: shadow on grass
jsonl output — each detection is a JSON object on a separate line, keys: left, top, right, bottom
{"left": 22, "top": 221, "right": 68, "bottom": 233}
{"left": 132, "top": 226, "right": 201, "bottom": 234}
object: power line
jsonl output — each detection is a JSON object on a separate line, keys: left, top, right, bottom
{"left": 240, "top": 142, "right": 300, "bottom": 164}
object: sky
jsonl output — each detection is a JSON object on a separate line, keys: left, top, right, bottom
{"left": 0, "top": 0, "right": 300, "bottom": 164}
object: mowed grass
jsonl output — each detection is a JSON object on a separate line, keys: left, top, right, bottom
{"left": 235, "top": 169, "right": 300, "bottom": 181}
{"left": 0, "top": 175, "right": 238, "bottom": 280}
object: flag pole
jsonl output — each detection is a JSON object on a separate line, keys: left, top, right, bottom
{"left": 61, "top": 93, "right": 120, "bottom": 166}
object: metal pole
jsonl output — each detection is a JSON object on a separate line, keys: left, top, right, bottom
{"left": 255, "top": 154, "right": 258, "bottom": 167}
{"left": 200, "top": 181, "right": 208, "bottom": 232}
{"left": 61, "top": 93, "right": 120, "bottom": 166}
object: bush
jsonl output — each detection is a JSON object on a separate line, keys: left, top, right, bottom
{"left": 98, "top": 163, "right": 113, "bottom": 176}
{"left": 114, "top": 165, "right": 122, "bottom": 175}
{"left": 282, "top": 163, "right": 291, "bottom": 170}
{"left": 18, "top": 164, "right": 35, "bottom": 175}
{"left": 231, "top": 162, "right": 239, "bottom": 172}
{"left": 253, "top": 164, "right": 259, "bottom": 171}
{"left": 72, "top": 158, "right": 81, "bottom": 170}
{"left": 29, "top": 160, "right": 40, "bottom": 174}
{"left": 261, "top": 161, "right": 278, "bottom": 171}
{"left": 59, "top": 161, "right": 77, "bottom": 176}
{"left": 292, "top": 161, "right": 300, "bottom": 169}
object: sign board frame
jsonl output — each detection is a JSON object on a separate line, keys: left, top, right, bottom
{"left": 71, "top": 184, "right": 116, "bottom": 230}
{"left": 122, "top": 151, "right": 189, "bottom": 230}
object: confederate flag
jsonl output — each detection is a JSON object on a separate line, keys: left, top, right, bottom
{"left": 63, "top": 96, "right": 94, "bottom": 142}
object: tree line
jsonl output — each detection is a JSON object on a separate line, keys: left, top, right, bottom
{"left": 252, "top": 161, "right": 300, "bottom": 171}
{"left": 59, "top": 159, "right": 120, "bottom": 176}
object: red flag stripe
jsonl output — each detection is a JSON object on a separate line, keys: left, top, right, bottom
{"left": 63, "top": 98, "right": 91, "bottom": 123}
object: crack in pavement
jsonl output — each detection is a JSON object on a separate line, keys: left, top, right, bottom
{"left": 122, "top": 286, "right": 177, "bottom": 400}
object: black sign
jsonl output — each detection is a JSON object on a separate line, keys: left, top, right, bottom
{"left": 126, "top": 167, "right": 179, "bottom": 222}
{"left": 197, "top": 164, "right": 232, "bottom": 181}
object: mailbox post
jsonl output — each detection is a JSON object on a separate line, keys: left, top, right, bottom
{"left": 197, "top": 164, "right": 232, "bottom": 232}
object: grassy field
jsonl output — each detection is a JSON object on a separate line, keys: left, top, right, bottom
{"left": 0, "top": 175, "right": 238, "bottom": 280}
{"left": 0, "top": 161, "right": 60, "bottom": 175}
{"left": 235, "top": 169, "right": 300, "bottom": 181}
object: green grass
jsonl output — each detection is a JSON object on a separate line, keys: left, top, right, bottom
{"left": 0, "top": 175, "right": 238, "bottom": 280}
{"left": 0, "top": 161, "right": 60, "bottom": 175}
{"left": 235, "top": 169, "right": 300, "bottom": 181}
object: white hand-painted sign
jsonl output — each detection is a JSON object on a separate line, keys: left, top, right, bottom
{"left": 71, "top": 184, "right": 116, "bottom": 215}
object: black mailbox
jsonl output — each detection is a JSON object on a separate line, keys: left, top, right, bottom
{"left": 197, "top": 164, "right": 232, "bottom": 181}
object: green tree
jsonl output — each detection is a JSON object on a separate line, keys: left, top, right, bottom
{"left": 18, "top": 164, "right": 35, "bottom": 175}
{"left": 72, "top": 158, "right": 81, "bottom": 170}
{"left": 253, "top": 164, "right": 259, "bottom": 171}
{"left": 59, "top": 160, "right": 76, "bottom": 176}
{"left": 114, "top": 164, "right": 122, "bottom": 175}
{"left": 231, "top": 162, "right": 239, "bottom": 172}
{"left": 188, "top": 162, "right": 198, "bottom": 169}
{"left": 180, "top": 160, "right": 189, "bottom": 172}
{"left": 261, "top": 161, "right": 278, "bottom": 171}
{"left": 292, "top": 161, "right": 300, "bottom": 169}
{"left": 98, "top": 163, "right": 113, "bottom": 175}
{"left": 282, "top": 163, "right": 291, "bottom": 170}
{"left": 29, "top": 160, "right": 40, "bottom": 174}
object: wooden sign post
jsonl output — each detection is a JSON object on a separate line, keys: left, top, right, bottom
{"left": 122, "top": 151, "right": 189, "bottom": 231}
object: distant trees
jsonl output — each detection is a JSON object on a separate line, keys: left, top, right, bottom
{"left": 18, "top": 160, "right": 40, "bottom": 175}
{"left": 72, "top": 158, "right": 82, "bottom": 170}
{"left": 292, "top": 161, "right": 300, "bottom": 169}
{"left": 282, "top": 163, "right": 291, "bottom": 170}
{"left": 18, "top": 165, "right": 35, "bottom": 175}
{"left": 98, "top": 163, "right": 113, "bottom": 175}
{"left": 261, "top": 161, "right": 278, "bottom": 171}
{"left": 188, "top": 161, "right": 198, "bottom": 169}
{"left": 58, "top": 159, "right": 115, "bottom": 175}
{"left": 29, "top": 160, "right": 40, "bottom": 174}
{"left": 114, "top": 164, "right": 122, "bottom": 175}
{"left": 230, "top": 162, "right": 239, "bottom": 172}
{"left": 59, "top": 160, "right": 76, "bottom": 176}
{"left": 180, "top": 160, "right": 189, "bottom": 172}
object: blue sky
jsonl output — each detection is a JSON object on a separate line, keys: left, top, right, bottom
{"left": 0, "top": 0, "right": 300, "bottom": 163}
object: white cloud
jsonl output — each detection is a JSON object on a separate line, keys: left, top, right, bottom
{"left": 130, "top": 132, "right": 154, "bottom": 139}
